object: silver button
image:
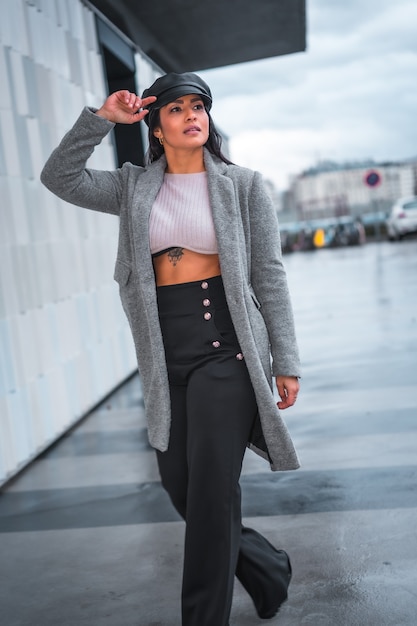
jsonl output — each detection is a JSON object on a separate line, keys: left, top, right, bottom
{"left": 212, "top": 340, "right": 221, "bottom": 348}
{"left": 203, "top": 298, "right": 211, "bottom": 307}
{"left": 201, "top": 281, "right": 209, "bottom": 289}
{"left": 236, "top": 352, "right": 244, "bottom": 360}
{"left": 204, "top": 312, "right": 212, "bottom": 321}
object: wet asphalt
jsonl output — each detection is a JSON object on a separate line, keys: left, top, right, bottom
{"left": 0, "top": 239, "right": 416, "bottom": 625}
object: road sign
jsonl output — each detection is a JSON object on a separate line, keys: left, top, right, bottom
{"left": 364, "top": 170, "right": 381, "bottom": 187}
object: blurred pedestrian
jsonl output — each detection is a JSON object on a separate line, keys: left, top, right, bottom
{"left": 41, "top": 72, "right": 301, "bottom": 626}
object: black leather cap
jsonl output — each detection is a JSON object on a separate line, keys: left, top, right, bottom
{"left": 141, "top": 72, "right": 212, "bottom": 125}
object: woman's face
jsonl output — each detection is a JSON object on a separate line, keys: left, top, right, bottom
{"left": 153, "top": 94, "right": 209, "bottom": 153}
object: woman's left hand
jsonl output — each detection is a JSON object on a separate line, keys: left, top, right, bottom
{"left": 276, "top": 376, "right": 300, "bottom": 410}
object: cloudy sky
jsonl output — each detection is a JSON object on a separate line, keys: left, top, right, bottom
{"left": 199, "top": 0, "right": 417, "bottom": 191}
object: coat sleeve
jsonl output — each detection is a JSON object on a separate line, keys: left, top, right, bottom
{"left": 248, "top": 171, "right": 301, "bottom": 378}
{"left": 41, "top": 107, "right": 134, "bottom": 216}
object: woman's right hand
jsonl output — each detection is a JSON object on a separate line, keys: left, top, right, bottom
{"left": 96, "top": 90, "right": 157, "bottom": 124}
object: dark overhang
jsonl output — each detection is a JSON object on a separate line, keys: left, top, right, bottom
{"left": 87, "top": 0, "right": 306, "bottom": 72}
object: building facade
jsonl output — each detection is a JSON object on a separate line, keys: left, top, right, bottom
{"left": 0, "top": 0, "right": 163, "bottom": 485}
{"left": 286, "top": 160, "right": 417, "bottom": 221}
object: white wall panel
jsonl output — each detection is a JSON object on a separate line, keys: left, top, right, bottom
{"left": 23, "top": 181, "right": 44, "bottom": 242}
{"left": 13, "top": 110, "right": 34, "bottom": 179}
{"left": 78, "top": 356, "right": 92, "bottom": 418}
{"left": 67, "top": 0, "right": 85, "bottom": 42}
{"left": 74, "top": 293, "right": 90, "bottom": 347}
{"left": 32, "top": 305, "right": 54, "bottom": 377}
{"left": 25, "top": 243, "right": 42, "bottom": 311}
{"left": 1, "top": 0, "right": 27, "bottom": 51}
{"left": 8, "top": 48, "right": 30, "bottom": 116}
{"left": 6, "top": 388, "right": 32, "bottom": 465}
{"left": 0, "top": 396, "right": 14, "bottom": 476}
{"left": 23, "top": 55, "right": 41, "bottom": 119}
{"left": 17, "top": 245, "right": 35, "bottom": 311}
{"left": 0, "top": 125, "right": 5, "bottom": 175}
{"left": 0, "top": 110, "right": 21, "bottom": 177}
{"left": 25, "top": 3, "right": 48, "bottom": 68}
{"left": 8, "top": 178, "right": 31, "bottom": 245}
{"left": 83, "top": 5, "right": 99, "bottom": 53}
{"left": 66, "top": 30, "right": 82, "bottom": 86}
{"left": 78, "top": 39, "right": 92, "bottom": 91}
{"left": 26, "top": 116, "right": 44, "bottom": 180}
{"left": 52, "top": 24, "right": 71, "bottom": 80}
{"left": 88, "top": 49, "right": 107, "bottom": 102}
{"left": 0, "top": 178, "right": 13, "bottom": 244}
{"left": 45, "top": 303, "right": 61, "bottom": 364}
{"left": 31, "top": 376, "right": 51, "bottom": 446}
{"left": 11, "top": 245, "right": 28, "bottom": 314}
{"left": 27, "top": 377, "right": 46, "bottom": 450}
{"left": 55, "top": 0, "right": 71, "bottom": 32}
{"left": 60, "top": 202, "right": 80, "bottom": 241}
{"left": 0, "top": 0, "right": 146, "bottom": 485}
{"left": 0, "top": 319, "right": 16, "bottom": 393}
{"left": 48, "top": 240, "right": 64, "bottom": 301}
{"left": 47, "top": 367, "right": 71, "bottom": 431}
{"left": 35, "top": 64, "right": 54, "bottom": 127}
{"left": 19, "top": 308, "right": 42, "bottom": 382}
{"left": 0, "top": 246, "right": 19, "bottom": 318}
{"left": 8, "top": 308, "right": 30, "bottom": 391}
{"left": 0, "top": 46, "right": 12, "bottom": 110}
{"left": 34, "top": 182, "right": 62, "bottom": 242}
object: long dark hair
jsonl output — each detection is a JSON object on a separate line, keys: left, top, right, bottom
{"left": 146, "top": 108, "right": 233, "bottom": 165}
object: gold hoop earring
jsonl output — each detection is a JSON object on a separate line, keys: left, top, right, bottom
{"left": 158, "top": 137, "right": 164, "bottom": 146}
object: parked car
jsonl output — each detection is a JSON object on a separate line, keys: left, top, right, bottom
{"left": 280, "top": 217, "right": 366, "bottom": 253}
{"left": 386, "top": 196, "right": 417, "bottom": 241}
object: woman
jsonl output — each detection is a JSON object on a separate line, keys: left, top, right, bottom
{"left": 41, "top": 72, "right": 301, "bottom": 626}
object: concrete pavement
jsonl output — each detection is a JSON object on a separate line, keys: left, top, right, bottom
{"left": 1, "top": 240, "right": 416, "bottom": 625}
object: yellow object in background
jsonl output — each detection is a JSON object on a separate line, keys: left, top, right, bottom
{"left": 313, "top": 228, "right": 325, "bottom": 248}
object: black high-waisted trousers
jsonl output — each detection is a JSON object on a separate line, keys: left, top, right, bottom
{"left": 156, "top": 276, "right": 290, "bottom": 626}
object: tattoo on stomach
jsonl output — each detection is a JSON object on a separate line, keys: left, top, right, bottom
{"left": 167, "top": 247, "right": 184, "bottom": 266}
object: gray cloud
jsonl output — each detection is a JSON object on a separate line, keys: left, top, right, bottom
{"left": 200, "top": 0, "right": 417, "bottom": 189}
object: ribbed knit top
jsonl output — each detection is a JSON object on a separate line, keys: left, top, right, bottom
{"left": 149, "top": 172, "right": 218, "bottom": 255}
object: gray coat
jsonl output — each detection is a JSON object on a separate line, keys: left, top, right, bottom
{"left": 41, "top": 107, "right": 301, "bottom": 471}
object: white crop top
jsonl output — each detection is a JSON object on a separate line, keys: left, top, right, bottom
{"left": 149, "top": 172, "right": 218, "bottom": 255}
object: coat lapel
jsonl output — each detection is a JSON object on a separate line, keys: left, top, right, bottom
{"left": 204, "top": 150, "right": 247, "bottom": 295}
{"left": 130, "top": 156, "right": 167, "bottom": 284}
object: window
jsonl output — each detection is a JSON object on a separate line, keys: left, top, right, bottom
{"left": 96, "top": 17, "right": 145, "bottom": 167}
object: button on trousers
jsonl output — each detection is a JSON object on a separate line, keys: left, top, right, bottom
{"left": 156, "top": 276, "right": 290, "bottom": 626}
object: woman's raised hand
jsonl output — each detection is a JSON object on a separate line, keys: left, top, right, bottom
{"left": 96, "top": 90, "right": 157, "bottom": 124}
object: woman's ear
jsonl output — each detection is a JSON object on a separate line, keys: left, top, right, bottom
{"left": 153, "top": 127, "right": 162, "bottom": 140}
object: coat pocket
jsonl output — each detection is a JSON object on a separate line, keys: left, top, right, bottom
{"left": 113, "top": 259, "right": 132, "bottom": 286}
{"left": 249, "top": 288, "right": 262, "bottom": 310}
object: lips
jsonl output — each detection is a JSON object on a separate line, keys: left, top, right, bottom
{"left": 184, "top": 125, "right": 201, "bottom": 134}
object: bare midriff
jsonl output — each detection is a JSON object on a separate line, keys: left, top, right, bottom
{"left": 153, "top": 247, "right": 221, "bottom": 286}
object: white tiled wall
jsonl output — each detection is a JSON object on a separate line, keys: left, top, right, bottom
{"left": 0, "top": 0, "right": 155, "bottom": 485}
